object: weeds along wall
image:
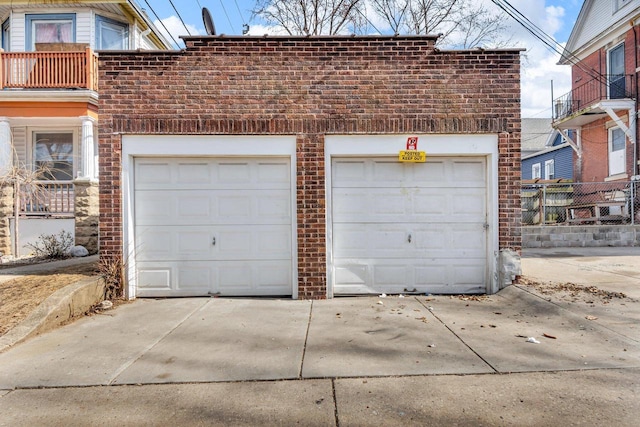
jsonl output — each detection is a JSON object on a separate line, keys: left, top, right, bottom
{"left": 97, "top": 36, "right": 522, "bottom": 298}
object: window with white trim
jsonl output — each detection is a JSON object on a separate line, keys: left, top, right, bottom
{"left": 96, "top": 15, "right": 129, "bottom": 50}
{"left": 2, "top": 18, "right": 9, "bottom": 51}
{"left": 544, "top": 159, "right": 555, "bottom": 179}
{"left": 25, "top": 14, "right": 75, "bottom": 51}
{"left": 608, "top": 127, "right": 626, "bottom": 176}
{"left": 608, "top": 43, "right": 626, "bottom": 99}
{"left": 34, "top": 131, "right": 75, "bottom": 180}
{"left": 532, "top": 163, "right": 541, "bottom": 179}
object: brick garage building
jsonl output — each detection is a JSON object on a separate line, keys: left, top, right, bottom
{"left": 98, "top": 36, "right": 522, "bottom": 299}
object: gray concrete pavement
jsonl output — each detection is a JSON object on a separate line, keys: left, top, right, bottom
{"left": 522, "top": 246, "right": 640, "bottom": 299}
{"left": 0, "top": 247, "right": 639, "bottom": 425}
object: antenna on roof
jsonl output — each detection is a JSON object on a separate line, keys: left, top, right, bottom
{"left": 202, "top": 7, "right": 216, "bottom": 36}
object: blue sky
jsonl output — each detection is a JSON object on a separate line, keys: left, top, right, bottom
{"left": 145, "top": 0, "right": 584, "bottom": 118}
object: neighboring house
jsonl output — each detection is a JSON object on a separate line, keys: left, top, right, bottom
{"left": 553, "top": 0, "right": 639, "bottom": 183}
{"left": 98, "top": 35, "right": 522, "bottom": 299}
{"left": 522, "top": 129, "right": 574, "bottom": 180}
{"left": 0, "top": 0, "right": 171, "bottom": 257}
{"left": 521, "top": 118, "right": 554, "bottom": 158}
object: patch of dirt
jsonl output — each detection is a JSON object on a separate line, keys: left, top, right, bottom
{"left": 0, "top": 262, "right": 99, "bottom": 336}
{"left": 518, "top": 277, "right": 630, "bottom": 303}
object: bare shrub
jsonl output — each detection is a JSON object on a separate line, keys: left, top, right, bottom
{"left": 26, "top": 230, "right": 73, "bottom": 259}
{"left": 99, "top": 256, "right": 125, "bottom": 300}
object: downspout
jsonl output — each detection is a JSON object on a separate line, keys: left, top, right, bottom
{"left": 633, "top": 19, "right": 639, "bottom": 177}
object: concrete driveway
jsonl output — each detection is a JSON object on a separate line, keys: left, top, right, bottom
{"left": 0, "top": 247, "right": 639, "bottom": 425}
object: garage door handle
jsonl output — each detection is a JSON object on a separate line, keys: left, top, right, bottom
{"left": 212, "top": 237, "right": 216, "bottom": 246}
{"left": 407, "top": 234, "right": 412, "bottom": 243}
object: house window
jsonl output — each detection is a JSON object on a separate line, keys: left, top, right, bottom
{"left": 608, "top": 127, "right": 626, "bottom": 176}
{"left": 34, "top": 132, "right": 75, "bottom": 180}
{"left": 532, "top": 163, "right": 541, "bottom": 179}
{"left": 2, "top": 18, "right": 9, "bottom": 51}
{"left": 608, "top": 43, "right": 625, "bottom": 99}
{"left": 613, "top": 0, "right": 632, "bottom": 12}
{"left": 96, "top": 16, "right": 128, "bottom": 50}
{"left": 544, "top": 159, "right": 555, "bottom": 180}
{"left": 25, "top": 14, "right": 76, "bottom": 51}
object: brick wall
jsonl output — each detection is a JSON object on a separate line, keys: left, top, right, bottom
{"left": 571, "top": 25, "right": 639, "bottom": 182}
{"left": 98, "top": 36, "right": 522, "bottom": 298}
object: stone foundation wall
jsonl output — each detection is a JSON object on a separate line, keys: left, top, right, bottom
{"left": 74, "top": 180, "right": 99, "bottom": 254}
{"left": 0, "top": 182, "right": 13, "bottom": 256}
{"left": 523, "top": 225, "right": 640, "bottom": 248}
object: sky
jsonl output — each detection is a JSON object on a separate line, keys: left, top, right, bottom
{"left": 142, "top": 0, "right": 583, "bottom": 119}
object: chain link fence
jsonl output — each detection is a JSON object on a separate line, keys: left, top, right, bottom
{"left": 522, "top": 180, "right": 638, "bottom": 226}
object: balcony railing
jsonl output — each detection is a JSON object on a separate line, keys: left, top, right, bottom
{"left": 18, "top": 180, "right": 74, "bottom": 216}
{"left": 0, "top": 48, "right": 98, "bottom": 90}
{"left": 553, "top": 74, "right": 635, "bottom": 121}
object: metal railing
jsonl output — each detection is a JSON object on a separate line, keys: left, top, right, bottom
{"left": 18, "top": 180, "right": 74, "bottom": 216}
{"left": 522, "top": 181, "right": 637, "bottom": 226}
{"left": 0, "top": 48, "right": 98, "bottom": 90}
{"left": 552, "top": 74, "right": 635, "bottom": 121}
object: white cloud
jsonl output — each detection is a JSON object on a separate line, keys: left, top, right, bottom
{"left": 497, "top": 1, "right": 572, "bottom": 118}
{"left": 246, "top": 23, "right": 290, "bottom": 36}
{"left": 155, "top": 16, "right": 201, "bottom": 48}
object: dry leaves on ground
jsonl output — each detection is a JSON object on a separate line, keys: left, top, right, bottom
{"left": 0, "top": 262, "right": 98, "bottom": 336}
{"left": 518, "top": 277, "right": 628, "bottom": 303}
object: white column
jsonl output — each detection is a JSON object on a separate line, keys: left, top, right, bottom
{"left": 80, "top": 116, "right": 97, "bottom": 180}
{"left": 0, "top": 117, "right": 12, "bottom": 177}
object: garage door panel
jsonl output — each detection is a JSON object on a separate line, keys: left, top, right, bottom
{"left": 137, "top": 268, "right": 172, "bottom": 293}
{"left": 333, "top": 224, "right": 413, "bottom": 258}
{"left": 217, "top": 261, "right": 291, "bottom": 295}
{"left": 450, "top": 190, "right": 485, "bottom": 218}
{"left": 333, "top": 190, "right": 408, "bottom": 218}
{"left": 334, "top": 259, "right": 485, "bottom": 294}
{"left": 452, "top": 160, "right": 485, "bottom": 183}
{"left": 334, "top": 189, "right": 483, "bottom": 223}
{"left": 136, "top": 162, "right": 172, "bottom": 186}
{"left": 136, "top": 189, "right": 291, "bottom": 226}
{"left": 136, "top": 225, "right": 290, "bottom": 261}
{"left": 451, "top": 227, "right": 486, "bottom": 256}
{"left": 334, "top": 223, "right": 485, "bottom": 258}
{"left": 217, "top": 226, "right": 291, "bottom": 259}
{"left": 334, "top": 159, "right": 485, "bottom": 188}
{"left": 135, "top": 159, "right": 291, "bottom": 191}
{"left": 257, "top": 161, "right": 290, "bottom": 183}
{"left": 134, "top": 156, "right": 293, "bottom": 297}
{"left": 332, "top": 156, "right": 487, "bottom": 295}
{"left": 177, "top": 162, "right": 212, "bottom": 183}
{"left": 135, "top": 229, "right": 174, "bottom": 259}
{"left": 135, "top": 260, "right": 292, "bottom": 297}
{"left": 373, "top": 264, "right": 409, "bottom": 286}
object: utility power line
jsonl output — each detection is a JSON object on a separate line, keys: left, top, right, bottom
{"left": 168, "top": 0, "right": 192, "bottom": 35}
{"left": 491, "top": 0, "right": 605, "bottom": 84}
{"left": 143, "top": 0, "right": 181, "bottom": 48}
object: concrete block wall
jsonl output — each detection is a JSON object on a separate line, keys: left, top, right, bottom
{"left": 97, "top": 35, "right": 522, "bottom": 298}
{"left": 523, "top": 225, "right": 640, "bottom": 248}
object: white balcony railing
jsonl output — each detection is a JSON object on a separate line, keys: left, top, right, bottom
{"left": 18, "top": 180, "right": 74, "bottom": 216}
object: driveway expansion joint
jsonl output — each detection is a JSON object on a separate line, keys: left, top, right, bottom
{"left": 298, "top": 300, "right": 314, "bottom": 378}
{"left": 107, "top": 298, "right": 212, "bottom": 385}
{"left": 414, "top": 296, "right": 499, "bottom": 374}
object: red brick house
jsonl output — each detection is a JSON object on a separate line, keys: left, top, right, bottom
{"left": 98, "top": 35, "right": 522, "bottom": 299}
{"left": 553, "top": 0, "right": 639, "bottom": 183}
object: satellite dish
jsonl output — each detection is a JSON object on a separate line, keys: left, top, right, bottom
{"left": 202, "top": 7, "right": 216, "bottom": 35}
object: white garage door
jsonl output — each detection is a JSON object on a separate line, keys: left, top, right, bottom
{"left": 332, "top": 157, "right": 488, "bottom": 295}
{"left": 134, "top": 157, "right": 293, "bottom": 297}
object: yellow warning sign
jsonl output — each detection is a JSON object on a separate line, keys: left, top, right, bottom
{"left": 398, "top": 150, "right": 426, "bottom": 163}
